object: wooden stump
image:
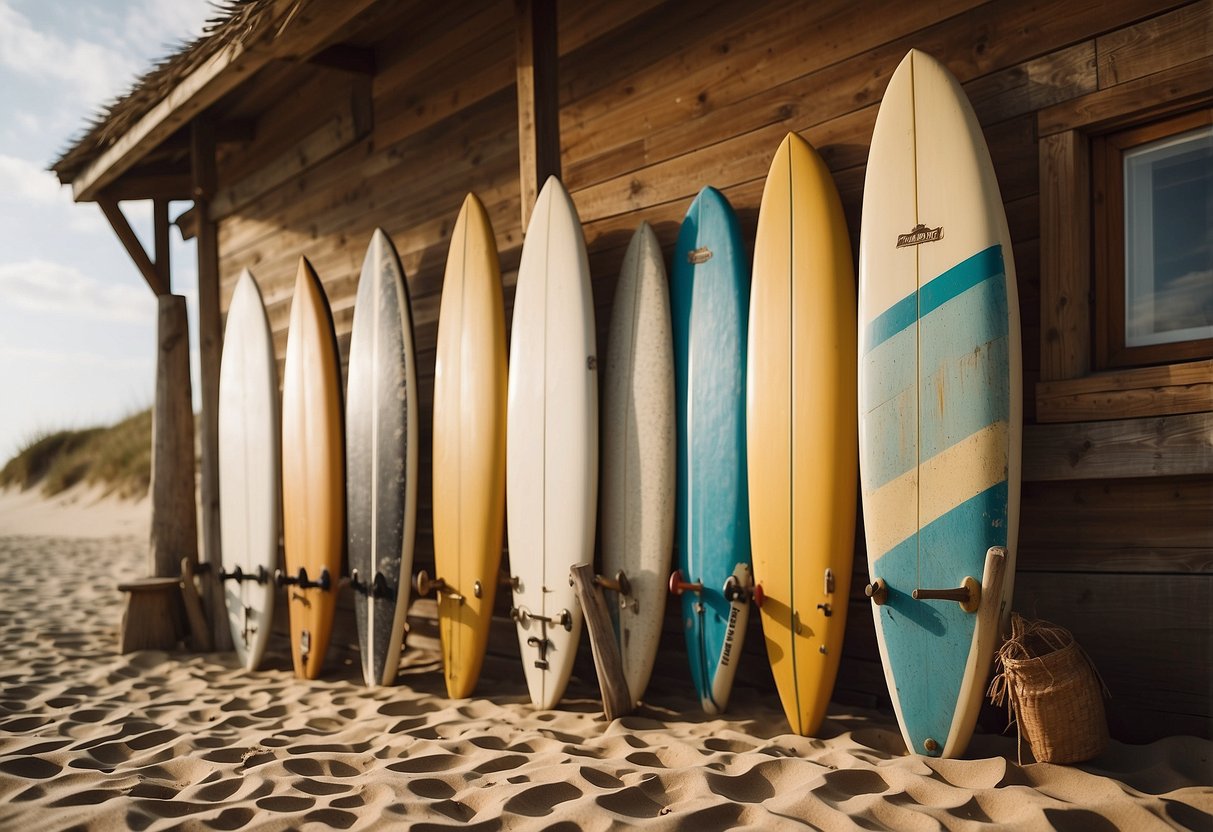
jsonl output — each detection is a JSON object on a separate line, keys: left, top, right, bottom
{"left": 117, "top": 577, "right": 183, "bottom": 653}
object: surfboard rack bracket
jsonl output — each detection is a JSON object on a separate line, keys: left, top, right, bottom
{"left": 592, "top": 570, "right": 631, "bottom": 597}
{"left": 351, "top": 569, "right": 394, "bottom": 600}
{"left": 865, "top": 579, "right": 888, "bottom": 606}
{"left": 414, "top": 570, "right": 464, "bottom": 603}
{"left": 275, "top": 567, "right": 331, "bottom": 592}
{"left": 668, "top": 570, "right": 702, "bottom": 596}
{"left": 912, "top": 576, "right": 981, "bottom": 613}
{"left": 219, "top": 565, "right": 270, "bottom": 585}
{"left": 512, "top": 606, "right": 572, "bottom": 631}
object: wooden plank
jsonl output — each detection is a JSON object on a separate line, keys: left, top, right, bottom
{"left": 1012, "top": 572, "right": 1212, "bottom": 743}
{"left": 966, "top": 41, "right": 1098, "bottom": 125}
{"left": 1038, "top": 55, "right": 1213, "bottom": 135}
{"left": 210, "top": 80, "right": 373, "bottom": 219}
{"left": 175, "top": 205, "right": 197, "bottom": 241}
{"left": 97, "top": 197, "right": 167, "bottom": 297}
{"left": 569, "top": 563, "right": 633, "bottom": 719}
{"left": 1038, "top": 130, "right": 1091, "bottom": 382}
{"left": 71, "top": 0, "right": 385, "bottom": 201}
{"left": 1036, "top": 363, "right": 1213, "bottom": 422}
{"left": 515, "top": 0, "right": 561, "bottom": 230}
{"left": 1018, "top": 544, "right": 1213, "bottom": 574}
{"left": 559, "top": 0, "right": 1179, "bottom": 184}
{"left": 191, "top": 119, "right": 229, "bottom": 653}
{"left": 1023, "top": 412, "right": 1213, "bottom": 481}
{"left": 1020, "top": 475, "right": 1213, "bottom": 551}
{"left": 1097, "top": 1, "right": 1213, "bottom": 87}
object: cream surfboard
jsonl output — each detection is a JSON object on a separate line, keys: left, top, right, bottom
{"left": 600, "top": 222, "right": 676, "bottom": 707}
{"left": 748, "top": 132, "right": 857, "bottom": 737}
{"left": 507, "top": 176, "right": 597, "bottom": 710}
{"left": 428, "top": 193, "right": 508, "bottom": 699}
{"left": 859, "top": 49, "right": 1021, "bottom": 759}
{"left": 280, "top": 257, "right": 345, "bottom": 680}
{"left": 218, "top": 269, "right": 280, "bottom": 671}
{"left": 345, "top": 229, "right": 418, "bottom": 688}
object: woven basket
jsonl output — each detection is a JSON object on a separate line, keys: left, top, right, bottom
{"left": 988, "top": 613, "right": 1109, "bottom": 764}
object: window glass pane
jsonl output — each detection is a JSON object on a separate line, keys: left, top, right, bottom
{"left": 1123, "top": 124, "right": 1213, "bottom": 348}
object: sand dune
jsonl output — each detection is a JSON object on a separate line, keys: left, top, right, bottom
{"left": 0, "top": 532, "right": 1209, "bottom": 831}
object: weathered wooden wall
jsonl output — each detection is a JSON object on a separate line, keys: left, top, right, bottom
{"left": 212, "top": 0, "right": 1211, "bottom": 741}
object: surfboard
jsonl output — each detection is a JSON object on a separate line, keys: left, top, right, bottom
{"left": 670, "top": 186, "right": 752, "bottom": 715}
{"left": 280, "top": 256, "right": 345, "bottom": 680}
{"left": 430, "top": 193, "right": 507, "bottom": 699}
{"left": 218, "top": 268, "right": 279, "bottom": 672}
{"left": 748, "top": 132, "right": 857, "bottom": 737}
{"left": 345, "top": 228, "right": 418, "bottom": 688}
{"left": 507, "top": 176, "right": 597, "bottom": 710}
{"left": 601, "top": 222, "right": 676, "bottom": 707}
{"left": 859, "top": 49, "right": 1021, "bottom": 759}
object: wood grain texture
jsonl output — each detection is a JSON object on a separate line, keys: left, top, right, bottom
{"left": 1023, "top": 412, "right": 1213, "bottom": 480}
{"left": 1096, "top": 0, "right": 1213, "bottom": 87}
{"left": 1038, "top": 130, "right": 1091, "bottom": 383}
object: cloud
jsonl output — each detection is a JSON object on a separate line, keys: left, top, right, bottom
{"left": 0, "top": 154, "right": 64, "bottom": 203}
{"left": 0, "top": 259, "right": 153, "bottom": 324}
{"left": 0, "top": 1, "right": 139, "bottom": 106}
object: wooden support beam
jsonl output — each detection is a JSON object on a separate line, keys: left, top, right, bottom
{"left": 100, "top": 172, "right": 194, "bottom": 201}
{"left": 1038, "top": 130, "right": 1090, "bottom": 382}
{"left": 97, "top": 197, "right": 168, "bottom": 296}
{"left": 150, "top": 295, "right": 199, "bottom": 578}
{"left": 308, "top": 44, "right": 376, "bottom": 75}
{"left": 70, "top": 0, "right": 383, "bottom": 202}
{"left": 153, "top": 198, "right": 171, "bottom": 294}
{"left": 191, "top": 118, "right": 230, "bottom": 653}
{"left": 515, "top": 0, "right": 561, "bottom": 231}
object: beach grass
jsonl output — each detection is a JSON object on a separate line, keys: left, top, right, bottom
{"left": 0, "top": 408, "right": 151, "bottom": 498}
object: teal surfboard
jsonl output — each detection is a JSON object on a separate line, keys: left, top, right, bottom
{"left": 670, "top": 186, "right": 753, "bottom": 714}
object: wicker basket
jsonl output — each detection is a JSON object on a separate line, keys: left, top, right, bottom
{"left": 988, "top": 613, "right": 1109, "bottom": 764}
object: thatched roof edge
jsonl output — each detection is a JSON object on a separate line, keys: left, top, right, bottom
{"left": 49, "top": 0, "right": 283, "bottom": 184}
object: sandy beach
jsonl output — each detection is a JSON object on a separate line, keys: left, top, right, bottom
{"left": 0, "top": 492, "right": 1210, "bottom": 831}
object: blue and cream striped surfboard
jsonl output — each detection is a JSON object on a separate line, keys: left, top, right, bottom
{"left": 859, "top": 50, "right": 1022, "bottom": 759}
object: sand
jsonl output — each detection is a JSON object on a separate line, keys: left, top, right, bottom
{"left": 0, "top": 500, "right": 1210, "bottom": 830}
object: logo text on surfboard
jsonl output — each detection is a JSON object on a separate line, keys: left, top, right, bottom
{"left": 896, "top": 224, "right": 944, "bottom": 248}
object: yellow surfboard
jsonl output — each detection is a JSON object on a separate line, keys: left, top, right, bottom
{"left": 280, "top": 256, "right": 345, "bottom": 680}
{"left": 748, "top": 132, "right": 857, "bottom": 736}
{"left": 430, "top": 194, "right": 508, "bottom": 698}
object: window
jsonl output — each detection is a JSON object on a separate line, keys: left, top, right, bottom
{"left": 1094, "top": 108, "right": 1213, "bottom": 369}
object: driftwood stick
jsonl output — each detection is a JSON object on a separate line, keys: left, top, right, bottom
{"left": 569, "top": 562, "right": 632, "bottom": 721}
{"left": 180, "top": 557, "right": 213, "bottom": 652}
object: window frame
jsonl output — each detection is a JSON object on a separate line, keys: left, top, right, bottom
{"left": 1092, "top": 107, "right": 1213, "bottom": 370}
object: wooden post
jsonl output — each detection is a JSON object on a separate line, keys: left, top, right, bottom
{"left": 569, "top": 563, "right": 633, "bottom": 721}
{"left": 515, "top": 0, "right": 561, "bottom": 231}
{"left": 192, "top": 118, "right": 231, "bottom": 652}
{"left": 150, "top": 295, "right": 198, "bottom": 578}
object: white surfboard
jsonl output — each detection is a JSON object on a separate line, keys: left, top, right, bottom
{"left": 507, "top": 176, "right": 597, "bottom": 709}
{"left": 600, "top": 222, "right": 675, "bottom": 707}
{"left": 218, "top": 269, "right": 280, "bottom": 671}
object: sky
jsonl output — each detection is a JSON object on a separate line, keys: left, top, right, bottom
{"left": 0, "top": 0, "right": 213, "bottom": 462}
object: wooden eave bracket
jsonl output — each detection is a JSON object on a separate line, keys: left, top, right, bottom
{"left": 97, "top": 197, "right": 170, "bottom": 296}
